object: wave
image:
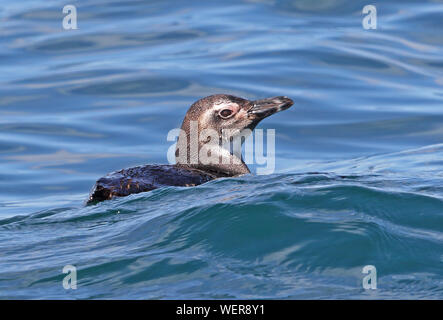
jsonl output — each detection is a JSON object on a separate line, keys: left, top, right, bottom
{"left": 1, "top": 147, "right": 442, "bottom": 298}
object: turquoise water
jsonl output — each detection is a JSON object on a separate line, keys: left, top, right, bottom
{"left": 1, "top": 0, "right": 443, "bottom": 299}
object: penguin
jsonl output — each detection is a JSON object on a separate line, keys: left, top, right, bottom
{"left": 87, "top": 94, "right": 293, "bottom": 204}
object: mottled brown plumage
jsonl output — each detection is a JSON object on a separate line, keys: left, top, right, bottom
{"left": 87, "top": 165, "right": 218, "bottom": 204}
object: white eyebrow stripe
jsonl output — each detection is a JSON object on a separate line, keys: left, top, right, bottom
{"left": 212, "top": 102, "right": 239, "bottom": 111}
{"left": 200, "top": 109, "right": 213, "bottom": 125}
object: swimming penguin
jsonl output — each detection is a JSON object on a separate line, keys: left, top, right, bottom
{"left": 87, "top": 94, "right": 293, "bottom": 204}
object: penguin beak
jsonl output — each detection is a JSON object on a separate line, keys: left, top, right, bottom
{"left": 248, "top": 96, "right": 294, "bottom": 119}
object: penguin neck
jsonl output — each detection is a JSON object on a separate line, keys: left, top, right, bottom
{"left": 175, "top": 134, "right": 250, "bottom": 177}
{"left": 192, "top": 148, "right": 251, "bottom": 177}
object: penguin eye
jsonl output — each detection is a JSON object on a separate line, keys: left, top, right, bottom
{"left": 219, "top": 109, "right": 233, "bottom": 119}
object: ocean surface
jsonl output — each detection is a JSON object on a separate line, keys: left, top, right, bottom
{"left": 1, "top": 0, "right": 442, "bottom": 299}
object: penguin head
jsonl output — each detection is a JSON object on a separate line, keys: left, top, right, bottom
{"left": 181, "top": 94, "right": 293, "bottom": 137}
{"left": 176, "top": 94, "right": 293, "bottom": 176}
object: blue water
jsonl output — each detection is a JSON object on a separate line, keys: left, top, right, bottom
{"left": 1, "top": 0, "right": 443, "bottom": 299}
